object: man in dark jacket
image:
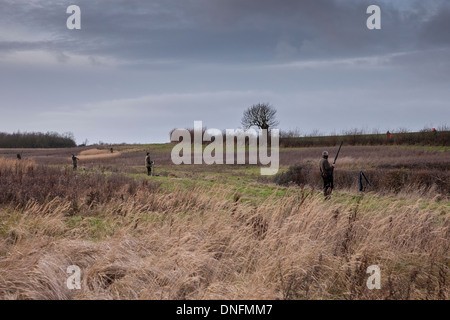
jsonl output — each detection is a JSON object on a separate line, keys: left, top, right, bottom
{"left": 319, "top": 151, "right": 334, "bottom": 199}
{"left": 145, "top": 152, "right": 152, "bottom": 176}
{"left": 72, "top": 154, "right": 79, "bottom": 170}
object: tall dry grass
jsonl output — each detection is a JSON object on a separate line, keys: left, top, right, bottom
{"left": 0, "top": 159, "right": 448, "bottom": 300}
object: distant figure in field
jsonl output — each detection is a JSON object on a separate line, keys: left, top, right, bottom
{"left": 145, "top": 152, "right": 152, "bottom": 176}
{"left": 110, "top": 147, "right": 114, "bottom": 153}
{"left": 386, "top": 130, "right": 392, "bottom": 139}
{"left": 16, "top": 153, "right": 21, "bottom": 160}
{"left": 319, "top": 151, "right": 334, "bottom": 200}
{"left": 72, "top": 154, "right": 79, "bottom": 170}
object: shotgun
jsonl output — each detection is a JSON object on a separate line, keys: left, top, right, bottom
{"left": 333, "top": 141, "right": 343, "bottom": 165}
{"left": 359, "top": 171, "right": 372, "bottom": 192}
{"left": 331, "top": 141, "right": 343, "bottom": 176}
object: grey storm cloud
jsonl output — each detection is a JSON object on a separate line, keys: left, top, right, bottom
{"left": 2, "top": 0, "right": 449, "bottom": 63}
{"left": 420, "top": 5, "right": 450, "bottom": 46}
{"left": 0, "top": 0, "right": 449, "bottom": 143}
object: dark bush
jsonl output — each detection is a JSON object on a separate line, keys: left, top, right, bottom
{"left": 273, "top": 165, "right": 308, "bottom": 186}
{"left": 381, "top": 170, "right": 409, "bottom": 193}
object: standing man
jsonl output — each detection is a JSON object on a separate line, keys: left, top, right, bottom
{"left": 145, "top": 152, "right": 152, "bottom": 176}
{"left": 72, "top": 154, "right": 79, "bottom": 170}
{"left": 319, "top": 151, "right": 334, "bottom": 200}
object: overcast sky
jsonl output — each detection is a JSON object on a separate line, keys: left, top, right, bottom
{"left": 1, "top": 0, "right": 449, "bottom": 144}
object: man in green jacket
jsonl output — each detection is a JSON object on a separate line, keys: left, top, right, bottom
{"left": 145, "top": 152, "right": 152, "bottom": 176}
{"left": 319, "top": 151, "right": 334, "bottom": 199}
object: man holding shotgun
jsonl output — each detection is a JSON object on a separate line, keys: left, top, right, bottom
{"left": 319, "top": 142, "right": 343, "bottom": 200}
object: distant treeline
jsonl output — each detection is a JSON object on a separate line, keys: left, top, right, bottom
{"left": 279, "top": 130, "right": 450, "bottom": 148}
{"left": 0, "top": 132, "right": 76, "bottom": 148}
{"left": 170, "top": 127, "right": 450, "bottom": 147}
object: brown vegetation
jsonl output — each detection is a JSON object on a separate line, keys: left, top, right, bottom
{"left": 0, "top": 158, "right": 448, "bottom": 300}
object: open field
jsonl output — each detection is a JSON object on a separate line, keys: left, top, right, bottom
{"left": 0, "top": 144, "right": 448, "bottom": 300}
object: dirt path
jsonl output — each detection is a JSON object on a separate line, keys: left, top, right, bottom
{"left": 75, "top": 148, "right": 121, "bottom": 161}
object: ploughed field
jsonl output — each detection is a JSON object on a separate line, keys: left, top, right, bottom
{"left": 0, "top": 144, "right": 448, "bottom": 299}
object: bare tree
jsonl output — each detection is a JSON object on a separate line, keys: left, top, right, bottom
{"left": 241, "top": 103, "right": 279, "bottom": 130}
